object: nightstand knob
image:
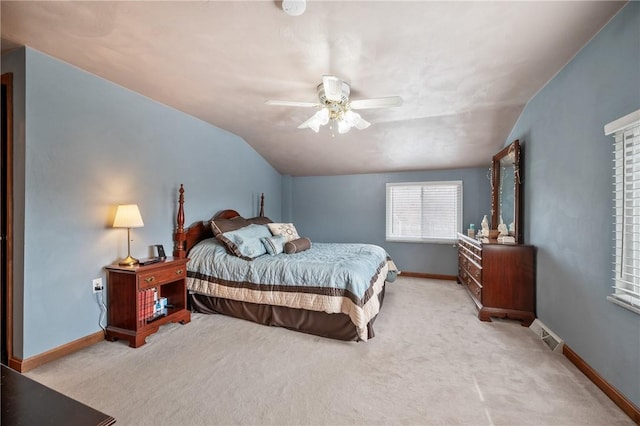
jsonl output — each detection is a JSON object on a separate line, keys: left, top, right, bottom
{"left": 145, "top": 276, "right": 156, "bottom": 283}
{"left": 176, "top": 269, "right": 184, "bottom": 275}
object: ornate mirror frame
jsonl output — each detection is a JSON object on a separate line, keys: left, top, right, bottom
{"left": 490, "top": 139, "right": 521, "bottom": 243}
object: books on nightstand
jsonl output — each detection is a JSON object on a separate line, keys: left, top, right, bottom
{"left": 137, "top": 289, "right": 157, "bottom": 323}
{"left": 137, "top": 288, "right": 169, "bottom": 324}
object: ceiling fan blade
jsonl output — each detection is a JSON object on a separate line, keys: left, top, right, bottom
{"left": 265, "top": 100, "right": 318, "bottom": 107}
{"left": 349, "top": 96, "right": 403, "bottom": 110}
{"left": 322, "top": 75, "right": 343, "bottom": 102}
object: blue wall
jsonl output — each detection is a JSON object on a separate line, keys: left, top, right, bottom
{"left": 3, "top": 47, "right": 282, "bottom": 359}
{"left": 289, "top": 168, "right": 490, "bottom": 275}
{"left": 505, "top": 2, "right": 639, "bottom": 407}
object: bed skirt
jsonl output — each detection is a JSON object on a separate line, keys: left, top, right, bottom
{"left": 189, "top": 284, "right": 386, "bottom": 341}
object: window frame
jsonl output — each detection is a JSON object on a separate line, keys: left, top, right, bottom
{"left": 385, "top": 180, "right": 463, "bottom": 244}
{"left": 605, "top": 109, "right": 640, "bottom": 315}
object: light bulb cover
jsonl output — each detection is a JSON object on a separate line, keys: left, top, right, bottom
{"left": 338, "top": 119, "right": 351, "bottom": 134}
{"left": 282, "top": 0, "right": 306, "bottom": 17}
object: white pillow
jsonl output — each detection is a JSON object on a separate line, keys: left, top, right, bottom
{"left": 267, "top": 223, "right": 300, "bottom": 242}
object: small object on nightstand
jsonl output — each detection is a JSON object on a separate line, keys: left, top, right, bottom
{"left": 138, "top": 257, "right": 162, "bottom": 266}
{"left": 155, "top": 244, "right": 166, "bottom": 260}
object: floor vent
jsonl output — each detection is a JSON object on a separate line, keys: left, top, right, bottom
{"left": 529, "top": 319, "right": 564, "bottom": 353}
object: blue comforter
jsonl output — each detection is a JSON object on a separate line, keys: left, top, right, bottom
{"left": 187, "top": 238, "right": 389, "bottom": 301}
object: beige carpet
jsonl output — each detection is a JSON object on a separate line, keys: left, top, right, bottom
{"left": 26, "top": 277, "right": 632, "bottom": 425}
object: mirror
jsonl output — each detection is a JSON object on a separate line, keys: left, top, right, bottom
{"left": 490, "top": 139, "right": 521, "bottom": 243}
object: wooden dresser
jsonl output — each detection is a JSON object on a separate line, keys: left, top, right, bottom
{"left": 457, "top": 233, "right": 536, "bottom": 325}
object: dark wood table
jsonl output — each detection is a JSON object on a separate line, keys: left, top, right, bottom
{"left": 1, "top": 364, "right": 116, "bottom": 425}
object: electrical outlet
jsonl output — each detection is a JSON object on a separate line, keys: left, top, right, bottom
{"left": 92, "top": 278, "right": 103, "bottom": 293}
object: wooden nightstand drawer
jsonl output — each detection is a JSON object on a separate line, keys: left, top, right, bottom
{"left": 138, "top": 265, "right": 186, "bottom": 290}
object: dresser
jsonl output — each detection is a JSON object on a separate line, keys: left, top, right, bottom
{"left": 457, "top": 233, "right": 536, "bottom": 325}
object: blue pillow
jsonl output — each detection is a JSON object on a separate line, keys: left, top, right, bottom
{"left": 221, "top": 224, "right": 272, "bottom": 260}
{"left": 261, "top": 235, "right": 286, "bottom": 255}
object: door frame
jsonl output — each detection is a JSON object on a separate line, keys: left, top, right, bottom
{"left": 1, "top": 72, "right": 14, "bottom": 365}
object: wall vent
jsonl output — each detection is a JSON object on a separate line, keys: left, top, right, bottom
{"left": 529, "top": 319, "right": 564, "bottom": 353}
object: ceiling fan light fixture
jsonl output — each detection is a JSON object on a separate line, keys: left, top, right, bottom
{"left": 355, "top": 118, "right": 371, "bottom": 130}
{"left": 337, "top": 119, "right": 351, "bottom": 134}
{"left": 267, "top": 75, "right": 402, "bottom": 134}
{"left": 343, "top": 110, "right": 359, "bottom": 126}
{"left": 308, "top": 121, "right": 321, "bottom": 133}
{"left": 317, "top": 107, "right": 330, "bottom": 125}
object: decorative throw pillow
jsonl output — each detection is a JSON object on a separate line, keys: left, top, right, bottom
{"left": 211, "top": 217, "right": 251, "bottom": 255}
{"left": 260, "top": 235, "right": 286, "bottom": 255}
{"left": 284, "top": 237, "right": 312, "bottom": 254}
{"left": 267, "top": 223, "right": 300, "bottom": 242}
{"left": 220, "top": 224, "right": 272, "bottom": 260}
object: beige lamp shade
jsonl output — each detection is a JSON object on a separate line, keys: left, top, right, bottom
{"left": 113, "top": 204, "right": 144, "bottom": 228}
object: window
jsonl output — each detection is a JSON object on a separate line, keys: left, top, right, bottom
{"left": 386, "top": 181, "right": 462, "bottom": 243}
{"left": 606, "top": 110, "right": 640, "bottom": 315}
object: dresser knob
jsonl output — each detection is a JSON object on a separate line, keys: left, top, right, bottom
{"left": 145, "top": 276, "right": 155, "bottom": 283}
{"left": 176, "top": 269, "right": 184, "bottom": 275}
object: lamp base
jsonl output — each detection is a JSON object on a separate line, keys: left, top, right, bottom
{"left": 119, "top": 255, "right": 139, "bottom": 266}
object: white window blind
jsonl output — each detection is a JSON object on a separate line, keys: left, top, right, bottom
{"left": 386, "top": 181, "right": 462, "bottom": 243}
{"left": 606, "top": 110, "right": 640, "bottom": 315}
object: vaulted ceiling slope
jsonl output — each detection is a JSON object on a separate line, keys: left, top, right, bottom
{"left": 0, "top": 1, "right": 625, "bottom": 176}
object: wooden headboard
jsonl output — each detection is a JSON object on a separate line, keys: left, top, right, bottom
{"left": 172, "top": 184, "right": 264, "bottom": 259}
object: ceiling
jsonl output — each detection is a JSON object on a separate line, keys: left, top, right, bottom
{"left": 0, "top": 1, "right": 626, "bottom": 176}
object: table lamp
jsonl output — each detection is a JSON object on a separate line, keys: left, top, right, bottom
{"left": 113, "top": 204, "right": 144, "bottom": 266}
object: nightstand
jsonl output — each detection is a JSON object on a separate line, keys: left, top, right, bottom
{"left": 104, "top": 257, "right": 191, "bottom": 348}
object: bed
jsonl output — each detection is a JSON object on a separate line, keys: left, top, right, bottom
{"left": 172, "top": 185, "right": 395, "bottom": 341}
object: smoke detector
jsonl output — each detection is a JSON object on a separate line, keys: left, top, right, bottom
{"left": 282, "top": 0, "right": 306, "bottom": 17}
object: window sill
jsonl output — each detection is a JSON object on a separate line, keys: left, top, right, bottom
{"left": 607, "top": 295, "right": 640, "bottom": 315}
{"left": 386, "top": 238, "right": 457, "bottom": 244}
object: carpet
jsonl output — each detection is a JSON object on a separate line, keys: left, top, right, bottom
{"left": 26, "top": 277, "right": 632, "bottom": 425}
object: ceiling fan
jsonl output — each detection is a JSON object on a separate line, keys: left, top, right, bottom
{"left": 266, "top": 75, "right": 403, "bottom": 134}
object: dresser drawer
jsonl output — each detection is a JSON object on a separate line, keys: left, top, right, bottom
{"left": 467, "top": 279, "right": 482, "bottom": 303}
{"left": 458, "top": 251, "right": 467, "bottom": 269}
{"left": 466, "top": 260, "right": 482, "bottom": 283}
{"left": 458, "top": 266, "right": 468, "bottom": 285}
{"left": 138, "top": 265, "right": 186, "bottom": 290}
